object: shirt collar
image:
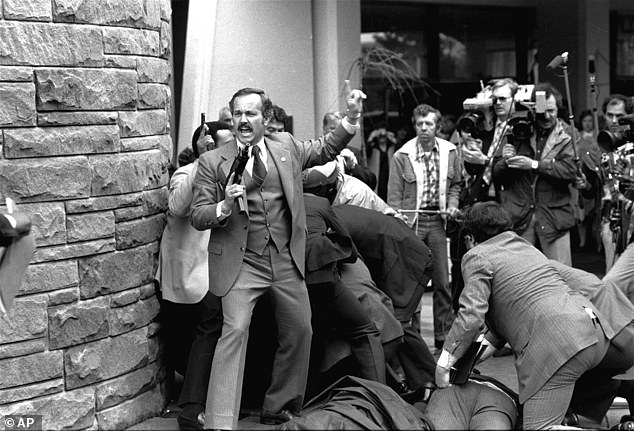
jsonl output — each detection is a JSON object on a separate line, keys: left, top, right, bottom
{"left": 237, "top": 138, "right": 265, "bottom": 155}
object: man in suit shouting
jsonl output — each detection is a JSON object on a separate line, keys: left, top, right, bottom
{"left": 191, "top": 84, "right": 365, "bottom": 430}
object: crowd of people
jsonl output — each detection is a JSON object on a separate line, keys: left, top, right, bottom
{"left": 154, "top": 78, "right": 634, "bottom": 430}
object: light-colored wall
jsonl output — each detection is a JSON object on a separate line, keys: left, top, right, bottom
{"left": 178, "top": 0, "right": 362, "bottom": 153}
{"left": 209, "top": 0, "right": 316, "bottom": 139}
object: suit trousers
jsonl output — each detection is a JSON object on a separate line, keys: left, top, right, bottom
{"left": 521, "top": 318, "right": 610, "bottom": 430}
{"left": 603, "top": 241, "right": 634, "bottom": 303}
{"left": 415, "top": 215, "right": 454, "bottom": 344}
{"left": 204, "top": 244, "right": 312, "bottom": 430}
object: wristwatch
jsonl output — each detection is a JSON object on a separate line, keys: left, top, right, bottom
{"left": 531, "top": 160, "right": 539, "bottom": 170}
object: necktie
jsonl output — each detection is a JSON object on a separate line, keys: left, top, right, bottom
{"left": 482, "top": 122, "right": 506, "bottom": 186}
{"left": 251, "top": 145, "right": 267, "bottom": 187}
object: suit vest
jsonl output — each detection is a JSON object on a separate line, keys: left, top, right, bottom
{"left": 245, "top": 150, "right": 291, "bottom": 255}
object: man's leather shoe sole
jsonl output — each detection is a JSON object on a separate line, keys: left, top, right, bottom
{"left": 260, "top": 409, "right": 299, "bottom": 425}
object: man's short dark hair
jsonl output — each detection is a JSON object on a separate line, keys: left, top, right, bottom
{"left": 462, "top": 202, "right": 513, "bottom": 244}
{"left": 270, "top": 105, "right": 289, "bottom": 125}
{"left": 601, "top": 94, "right": 633, "bottom": 115}
{"left": 322, "top": 111, "right": 343, "bottom": 128}
{"left": 228, "top": 87, "right": 273, "bottom": 119}
{"left": 411, "top": 104, "right": 441, "bottom": 125}
{"left": 532, "top": 82, "right": 563, "bottom": 109}
{"left": 191, "top": 121, "right": 233, "bottom": 158}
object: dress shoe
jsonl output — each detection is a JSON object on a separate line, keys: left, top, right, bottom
{"left": 260, "top": 409, "right": 299, "bottom": 425}
{"left": 177, "top": 411, "right": 205, "bottom": 430}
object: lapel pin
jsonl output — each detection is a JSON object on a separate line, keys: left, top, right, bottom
{"left": 281, "top": 157, "right": 287, "bottom": 162}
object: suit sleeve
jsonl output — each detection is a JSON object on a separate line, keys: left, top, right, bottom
{"left": 190, "top": 154, "right": 228, "bottom": 230}
{"left": 168, "top": 164, "right": 195, "bottom": 218}
{"left": 444, "top": 250, "right": 495, "bottom": 359}
{"left": 292, "top": 123, "right": 354, "bottom": 170}
{"left": 549, "top": 259, "right": 605, "bottom": 299}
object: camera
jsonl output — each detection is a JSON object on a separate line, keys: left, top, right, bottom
{"left": 506, "top": 85, "right": 547, "bottom": 145}
{"left": 597, "top": 115, "right": 634, "bottom": 153}
{"left": 457, "top": 88, "right": 494, "bottom": 140}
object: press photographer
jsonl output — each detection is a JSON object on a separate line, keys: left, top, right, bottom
{"left": 492, "top": 82, "right": 577, "bottom": 265}
{"left": 596, "top": 94, "right": 634, "bottom": 269}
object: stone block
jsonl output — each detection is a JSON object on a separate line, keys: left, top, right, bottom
{"left": 0, "top": 156, "right": 91, "bottom": 203}
{"left": 20, "top": 260, "right": 78, "bottom": 295}
{"left": 65, "top": 192, "right": 143, "bottom": 214}
{"left": 18, "top": 202, "right": 66, "bottom": 246}
{"left": 90, "top": 150, "right": 168, "bottom": 196}
{"left": 0, "top": 338, "right": 46, "bottom": 360}
{"left": 3, "top": 125, "right": 116, "bottom": 158}
{"left": 109, "top": 296, "right": 159, "bottom": 336}
{"left": 0, "top": 66, "right": 33, "bottom": 82}
{"left": 0, "top": 296, "right": 47, "bottom": 344}
{"left": 47, "top": 286, "right": 79, "bottom": 306}
{"left": 53, "top": 0, "right": 161, "bottom": 29}
{"left": 160, "top": 0, "right": 171, "bottom": 21}
{"left": 95, "top": 362, "right": 160, "bottom": 410}
{"left": 66, "top": 211, "right": 115, "bottom": 243}
{"left": 3, "top": 0, "right": 52, "bottom": 21}
{"left": 159, "top": 134, "right": 172, "bottom": 163}
{"left": 37, "top": 111, "right": 118, "bottom": 126}
{"left": 118, "top": 110, "right": 167, "bottom": 137}
{"left": 0, "top": 387, "right": 94, "bottom": 429}
{"left": 32, "top": 238, "right": 115, "bottom": 263}
{"left": 0, "top": 351, "right": 63, "bottom": 389}
{"left": 64, "top": 328, "right": 149, "bottom": 389}
{"left": 139, "top": 283, "right": 156, "bottom": 300}
{"left": 78, "top": 243, "right": 158, "bottom": 299}
{"left": 114, "top": 206, "right": 145, "bottom": 222}
{"left": 136, "top": 57, "right": 170, "bottom": 83}
{"left": 103, "top": 27, "right": 159, "bottom": 56}
{"left": 96, "top": 385, "right": 163, "bottom": 429}
{"left": 110, "top": 288, "right": 141, "bottom": 308}
{"left": 160, "top": 20, "right": 171, "bottom": 58}
{"left": 121, "top": 136, "right": 160, "bottom": 152}
{"left": 143, "top": 187, "right": 168, "bottom": 215}
{"left": 0, "top": 22, "right": 103, "bottom": 67}
{"left": 115, "top": 214, "right": 165, "bottom": 249}
{"left": 48, "top": 297, "right": 110, "bottom": 349}
{"left": 104, "top": 55, "right": 137, "bottom": 69}
{"left": 138, "top": 83, "right": 167, "bottom": 109}
{"left": 0, "top": 378, "right": 64, "bottom": 405}
{"left": 36, "top": 68, "right": 136, "bottom": 111}
{"left": 0, "top": 82, "right": 36, "bottom": 127}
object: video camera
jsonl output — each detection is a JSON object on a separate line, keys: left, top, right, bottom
{"left": 506, "top": 85, "right": 548, "bottom": 146}
{"left": 597, "top": 115, "right": 634, "bottom": 153}
{"left": 456, "top": 87, "right": 494, "bottom": 140}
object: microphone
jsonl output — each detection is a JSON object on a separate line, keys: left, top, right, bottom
{"left": 225, "top": 146, "right": 250, "bottom": 187}
{"left": 588, "top": 55, "right": 596, "bottom": 86}
{"left": 547, "top": 51, "right": 568, "bottom": 70}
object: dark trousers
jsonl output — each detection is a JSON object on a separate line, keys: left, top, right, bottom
{"left": 308, "top": 279, "right": 386, "bottom": 384}
{"left": 396, "top": 322, "right": 436, "bottom": 390}
{"left": 160, "top": 291, "right": 223, "bottom": 406}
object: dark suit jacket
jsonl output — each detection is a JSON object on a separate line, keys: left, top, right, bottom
{"left": 304, "top": 194, "right": 356, "bottom": 285}
{"left": 332, "top": 204, "right": 432, "bottom": 321}
{"left": 191, "top": 126, "right": 353, "bottom": 296}
{"left": 445, "top": 231, "right": 609, "bottom": 403}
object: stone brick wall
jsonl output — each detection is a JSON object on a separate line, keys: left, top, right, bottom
{"left": 0, "top": 0, "right": 173, "bottom": 429}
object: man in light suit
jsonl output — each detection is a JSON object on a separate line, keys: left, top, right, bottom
{"left": 191, "top": 85, "right": 365, "bottom": 430}
{"left": 435, "top": 202, "right": 619, "bottom": 429}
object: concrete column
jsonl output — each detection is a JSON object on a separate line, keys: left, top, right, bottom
{"left": 312, "top": 0, "right": 363, "bottom": 148}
